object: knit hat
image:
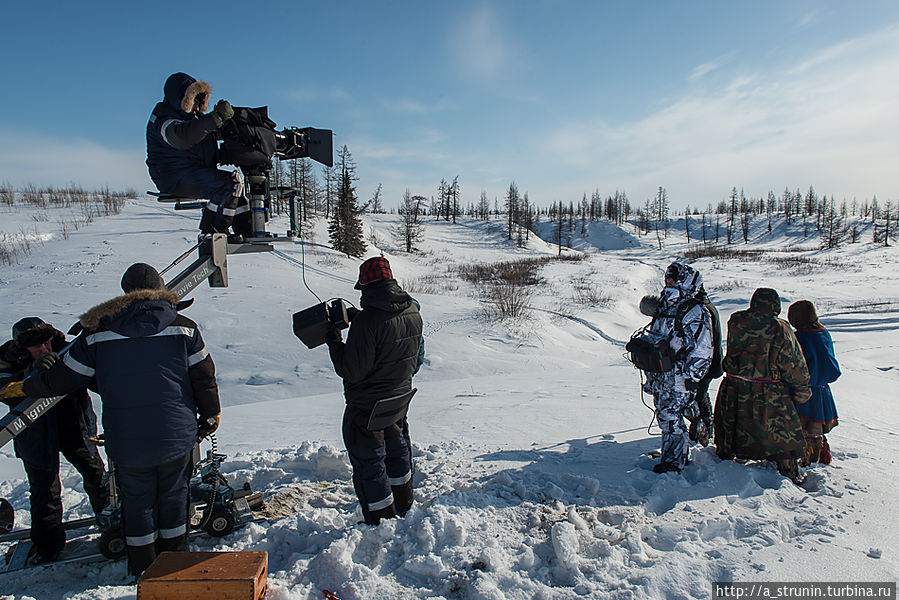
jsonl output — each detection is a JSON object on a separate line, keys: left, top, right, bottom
{"left": 787, "top": 300, "right": 823, "bottom": 330}
{"left": 12, "top": 317, "right": 56, "bottom": 348}
{"left": 121, "top": 263, "right": 165, "bottom": 293}
{"left": 355, "top": 256, "right": 393, "bottom": 290}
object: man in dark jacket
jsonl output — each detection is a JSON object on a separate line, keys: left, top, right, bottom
{"left": 326, "top": 256, "right": 424, "bottom": 525}
{"left": 0, "top": 318, "right": 108, "bottom": 563}
{"left": 146, "top": 71, "right": 251, "bottom": 237}
{"left": 22, "top": 263, "right": 221, "bottom": 576}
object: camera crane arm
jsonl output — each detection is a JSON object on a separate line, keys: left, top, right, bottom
{"left": 0, "top": 234, "right": 276, "bottom": 451}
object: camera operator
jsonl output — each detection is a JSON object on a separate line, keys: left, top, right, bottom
{"left": 146, "top": 72, "right": 251, "bottom": 239}
{"left": 325, "top": 257, "right": 424, "bottom": 525}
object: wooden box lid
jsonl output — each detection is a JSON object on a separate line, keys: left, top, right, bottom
{"left": 137, "top": 551, "right": 267, "bottom": 600}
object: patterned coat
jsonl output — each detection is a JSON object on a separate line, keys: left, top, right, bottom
{"left": 713, "top": 288, "right": 811, "bottom": 460}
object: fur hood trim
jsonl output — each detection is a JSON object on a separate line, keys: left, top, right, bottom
{"left": 80, "top": 289, "right": 181, "bottom": 331}
{"left": 181, "top": 80, "right": 211, "bottom": 114}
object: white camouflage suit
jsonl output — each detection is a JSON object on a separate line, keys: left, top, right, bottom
{"left": 644, "top": 263, "right": 713, "bottom": 468}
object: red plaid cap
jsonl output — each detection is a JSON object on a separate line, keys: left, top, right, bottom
{"left": 355, "top": 256, "right": 393, "bottom": 289}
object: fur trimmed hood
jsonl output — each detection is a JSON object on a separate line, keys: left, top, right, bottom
{"left": 80, "top": 289, "right": 181, "bottom": 331}
{"left": 163, "top": 72, "right": 211, "bottom": 115}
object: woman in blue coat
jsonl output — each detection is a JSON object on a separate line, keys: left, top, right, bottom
{"left": 787, "top": 300, "right": 840, "bottom": 464}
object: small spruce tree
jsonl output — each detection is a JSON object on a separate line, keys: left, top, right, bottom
{"left": 328, "top": 146, "right": 367, "bottom": 257}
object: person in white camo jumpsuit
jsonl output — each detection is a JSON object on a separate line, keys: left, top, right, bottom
{"left": 643, "top": 262, "right": 713, "bottom": 473}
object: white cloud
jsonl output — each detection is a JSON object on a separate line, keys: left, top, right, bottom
{"left": 0, "top": 130, "right": 150, "bottom": 192}
{"left": 539, "top": 25, "right": 899, "bottom": 206}
{"left": 386, "top": 97, "right": 455, "bottom": 115}
{"left": 449, "top": 5, "right": 518, "bottom": 82}
{"left": 688, "top": 54, "right": 731, "bottom": 81}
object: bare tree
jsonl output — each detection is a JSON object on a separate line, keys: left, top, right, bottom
{"left": 477, "top": 190, "right": 490, "bottom": 221}
{"left": 392, "top": 189, "right": 425, "bottom": 252}
{"left": 368, "top": 183, "right": 384, "bottom": 213}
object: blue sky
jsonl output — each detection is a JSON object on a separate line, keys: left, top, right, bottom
{"left": 2, "top": 1, "right": 898, "bottom": 211}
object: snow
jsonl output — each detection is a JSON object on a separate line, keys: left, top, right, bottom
{"left": 0, "top": 199, "right": 897, "bottom": 599}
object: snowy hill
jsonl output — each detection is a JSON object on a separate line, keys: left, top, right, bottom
{"left": 0, "top": 198, "right": 897, "bottom": 599}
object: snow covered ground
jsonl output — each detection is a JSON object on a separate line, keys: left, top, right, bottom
{"left": 0, "top": 198, "right": 896, "bottom": 599}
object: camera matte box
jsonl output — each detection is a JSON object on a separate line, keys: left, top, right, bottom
{"left": 292, "top": 302, "right": 329, "bottom": 348}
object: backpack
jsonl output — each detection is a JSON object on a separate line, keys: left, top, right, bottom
{"left": 702, "top": 296, "right": 724, "bottom": 379}
{"left": 625, "top": 328, "right": 676, "bottom": 372}
{"left": 626, "top": 298, "right": 703, "bottom": 373}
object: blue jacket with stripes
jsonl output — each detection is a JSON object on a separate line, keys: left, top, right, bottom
{"left": 24, "top": 290, "right": 220, "bottom": 468}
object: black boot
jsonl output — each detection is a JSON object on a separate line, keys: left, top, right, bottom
{"left": 392, "top": 481, "right": 414, "bottom": 517}
{"left": 84, "top": 473, "right": 110, "bottom": 515}
{"left": 127, "top": 543, "right": 157, "bottom": 577}
{"left": 157, "top": 533, "right": 187, "bottom": 554}
{"left": 652, "top": 461, "right": 682, "bottom": 474}
{"left": 365, "top": 503, "right": 397, "bottom": 525}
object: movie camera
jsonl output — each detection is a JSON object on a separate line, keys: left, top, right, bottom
{"left": 292, "top": 298, "right": 354, "bottom": 349}
{"left": 215, "top": 106, "right": 333, "bottom": 238}
{"left": 218, "top": 106, "right": 333, "bottom": 173}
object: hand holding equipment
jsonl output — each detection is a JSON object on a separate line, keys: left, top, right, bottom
{"left": 198, "top": 413, "right": 220, "bottom": 439}
{"left": 210, "top": 100, "right": 234, "bottom": 127}
{"left": 32, "top": 352, "right": 59, "bottom": 371}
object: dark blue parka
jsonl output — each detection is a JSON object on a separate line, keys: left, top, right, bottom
{"left": 24, "top": 290, "right": 220, "bottom": 469}
{"left": 0, "top": 332, "right": 99, "bottom": 470}
{"left": 146, "top": 72, "right": 221, "bottom": 192}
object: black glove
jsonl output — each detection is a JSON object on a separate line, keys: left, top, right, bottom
{"left": 32, "top": 352, "right": 59, "bottom": 371}
{"left": 325, "top": 324, "right": 343, "bottom": 346}
{"left": 684, "top": 379, "right": 700, "bottom": 391}
{"left": 198, "top": 414, "right": 220, "bottom": 439}
{"left": 210, "top": 100, "right": 234, "bottom": 127}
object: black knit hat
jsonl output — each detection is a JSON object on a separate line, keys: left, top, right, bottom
{"left": 12, "top": 317, "right": 56, "bottom": 348}
{"left": 121, "top": 263, "right": 164, "bottom": 293}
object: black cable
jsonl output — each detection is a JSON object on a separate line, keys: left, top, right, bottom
{"left": 299, "top": 236, "right": 323, "bottom": 304}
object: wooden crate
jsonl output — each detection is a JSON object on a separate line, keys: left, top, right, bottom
{"left": 137, "top": 551, "right": 267, "bottom": 600}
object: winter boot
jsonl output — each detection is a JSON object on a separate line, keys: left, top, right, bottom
{"left": 364, "top": 502, "right": 397, "bottom": 526}
{"left": 808, "top": 434, "right": 824, "bottom": 465}
{"left": 819, "top": 436, "right": 832, "bottom": 465}
{"left": 392, "top": 481, "right": 414, "bottom": 517}
{"left": 29, "top": 544, "right": 61, "bottom": 565}
{"left": 127, "top": 542, "right": 157, "bottom": 577}
{"left": 652, "top": 461, "right": 682, "bottom": 474}
{"left": 776, "top": 459, "right": 806, "bottom": 486}
{"left": 85, "top": 473, "right": 110, "bottom": 515}
{"left": 157, "top": 532, "right": 187, "bottom": 554}
{"left": 688, "top": 418, "right": 711, "bottom": 446}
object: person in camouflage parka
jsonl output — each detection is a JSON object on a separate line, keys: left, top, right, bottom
{"left": 644, "top": 262, "right": 713, "bottom": 473}
{"left": 713, "top": 288, "right": 811, "bottom": 481}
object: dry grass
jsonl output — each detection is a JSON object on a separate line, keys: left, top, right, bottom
{"left": 682, "top": 245, "right": 852, "bottom": 274}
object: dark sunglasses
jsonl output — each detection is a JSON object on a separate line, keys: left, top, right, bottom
{"left": 194, "top": 92, "right": 207, "bottom": 105}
